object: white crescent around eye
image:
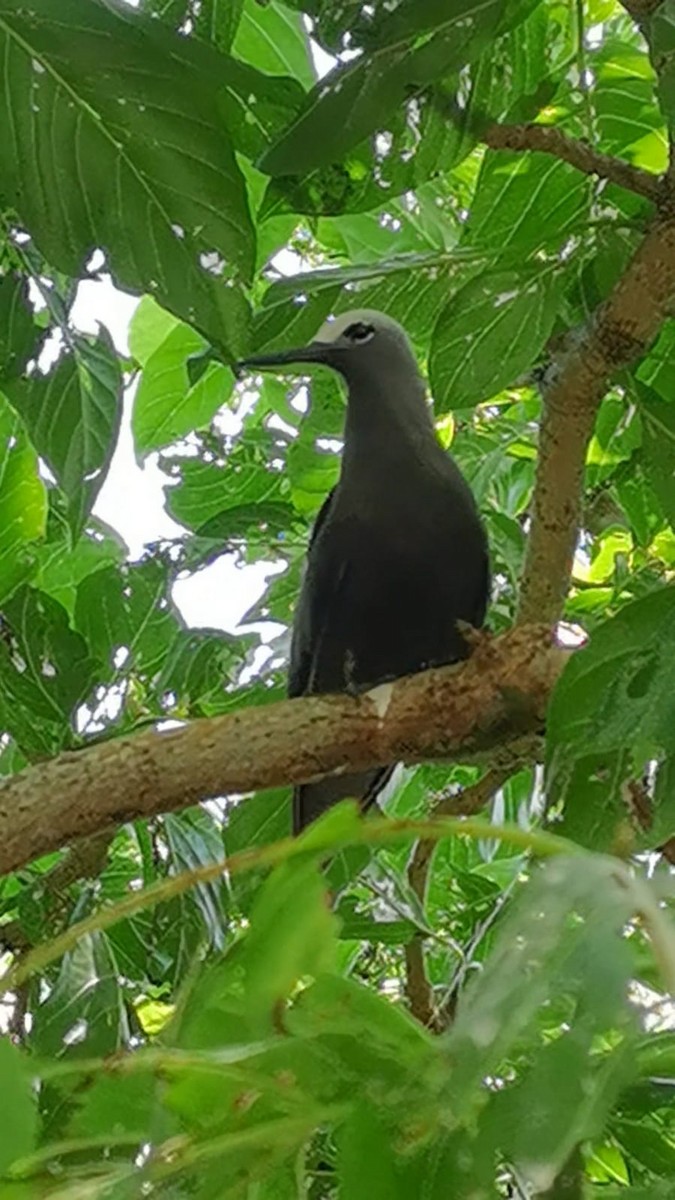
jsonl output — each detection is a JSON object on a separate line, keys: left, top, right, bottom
{"left": 312, "top": 308, "right": 390, "bottom": 345}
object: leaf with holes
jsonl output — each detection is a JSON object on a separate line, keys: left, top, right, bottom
{"left": 0, "top": 586, "right": 97, "bottom": 758}
{"left": 74, "top": 560, "right": 182, "bottom": 684}
{"left": 0, "top": 0, "right": 255, "bottom": 356}
{"left": 0, "top": 271, "right": 42, "bottom": 381}
{"left": 259, "top": 1, "right": 507, "bottom": 176}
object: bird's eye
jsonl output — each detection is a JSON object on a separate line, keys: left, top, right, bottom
{"left": 344, "top": 322, "right": 375, "bottom": 344}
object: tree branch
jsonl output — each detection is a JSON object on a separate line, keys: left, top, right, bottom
{"left": 0, "top": 626, "right": 565, "bottom": 878}
{"left": 484, "top": 122, "right": 663, "bottom": 202}
{"left": 517, "top": 215, "right": 675, "bottom": 625}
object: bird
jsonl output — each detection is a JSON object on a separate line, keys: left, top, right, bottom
{"left": 238, "top": 309, "right": 490, "bottom": 834}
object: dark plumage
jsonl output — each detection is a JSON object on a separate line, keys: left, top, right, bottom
{"left": 239, "top": 309, "right": 489, "bottom": 834}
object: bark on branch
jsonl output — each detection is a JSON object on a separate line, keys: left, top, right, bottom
{"left": 484, "top": 122, "right": 663, "bottom": 202}
{"left": 517, "top": 215, "right": 675, "bottom": 626}
{"left": 0, "top": 626, "right": 565, "bottom": 878}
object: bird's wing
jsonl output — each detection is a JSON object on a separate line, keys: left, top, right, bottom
{"left": 287, "top": 486, "right": 337, "bottom": 699}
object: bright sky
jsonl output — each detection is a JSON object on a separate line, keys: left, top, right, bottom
{"left": 71, "top": 280, "right": 280, "bottom": 636}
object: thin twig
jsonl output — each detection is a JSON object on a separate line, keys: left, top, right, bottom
{"left": 484, "top": 122, "right": 663, "bottom": 202}
{"left": 403, "top": 768, "right": 512, "bottom": 1028}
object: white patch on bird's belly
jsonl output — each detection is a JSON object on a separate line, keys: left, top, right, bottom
{"left": 368, "top": 682, "right": 394, "bottom": 720}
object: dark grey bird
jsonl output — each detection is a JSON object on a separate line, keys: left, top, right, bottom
{"left": 239, "top": 309, "right": 489, "bottom": 834}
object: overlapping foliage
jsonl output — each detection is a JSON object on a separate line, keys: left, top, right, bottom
{"left": 0, "top": 0, "right": 674, "bottom": 1195}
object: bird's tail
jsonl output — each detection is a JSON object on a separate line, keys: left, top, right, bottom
{"left": 292, "top": 766, "right": 394, "bottom": 835}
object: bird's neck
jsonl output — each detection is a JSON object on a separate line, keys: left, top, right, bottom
{"left": 341, "top": 374, "right": 440, "bottom": 481}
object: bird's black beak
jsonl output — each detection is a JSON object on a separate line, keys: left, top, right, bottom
{"left": 237, "top": 342, "right": 329, "bottom": 374}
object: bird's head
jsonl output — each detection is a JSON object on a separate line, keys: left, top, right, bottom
{"left": 237, "top": 309, "right": 420, "bottom": 385}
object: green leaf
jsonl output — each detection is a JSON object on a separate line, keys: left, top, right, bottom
{"left": 638, "top": 385, "right": 675, "bottom": 527}
{"left": 0, "top": 586, "right": 97, "bottom": 758}
{"left": 243, "top": 855, "right": 338, "bottom": 1034}
{"left": 154, "top": 627, "right": 253, "bottom": 715}
{"left": 0, "top": 0, "right": 254, "bottom": 356}
{"left": 547, "top": 587, "right": 675, "bottom": 843}
{"left": 0, "top": 1038, "right": 37, "bottom": 1177}
{"left": 259, "top": 1, "right": 507, "bottom": 176}
{"left": 337, "top": 1104, "right": 399, "bottom": 1199}
{"left": 33, "top": 519, "right": 126, "bottom": 617}
{"left": 0, "top": 272, "right": 40, "bottom": 381}
{"left": 252, "top": 251, "right": 462, "bottom": 352}
{"left": 5, "top": 329, "right": 123, "bottom": 536}
{"left": 163, "top": 809, "right": 228, "bottom": 949}
{"left": 233, "top": 0, "right": 315, "bottom": 88}
{"left": 594, "top": 41, "right": 668, "bottom": 173}
{"left": 165, "top": 456, "right": 293, "bottom": 537}
{"left": 465, "top": 151, "right": 591, "bottom": 255}
{"left": 132, "top": 315, "right": 234, "bottom": 456}
{"left": 30, "top": 932, "right": 128, "bottom": 1059}
{"left": 613, "top": 1119, "right": 675, "bottom": 1177}
{"left": 447, "top": 855, "right": 636, "bottom": 1117}
{"left": 429, "top": 267, "right": 563, "bottom": 411}
{"left": 75, "top": 560, "right": 182, "bottom": 682}
{"left": 224, "top": 789, "right": 291, "bottom": 913}
{"left": 0, "top": 395, "right": 48, "bottom": 603}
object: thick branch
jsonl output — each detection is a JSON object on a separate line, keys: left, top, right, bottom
{"left": 0, "top": 626, "right": 564, "bottom": 878}
{"left": 517, "top": 216, "right": 675, "bottom": 625}
{"left": 484, "top": 122, "right": 663, "bottom": 202}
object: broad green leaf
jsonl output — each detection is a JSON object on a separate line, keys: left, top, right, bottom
{"left": 30, "top": 931, "right": 128, "bottom": 1059}
{"left": 224, "top": 789, "right": 291, "bottom": 913}
{"left": 547, "top": 587, "right": 675, "bottom": 847}
{"left": 447, "top": 855, "right": 637, "bottom": 1116}
{"left": 252, "top": 251, "right": 465, "bottom": 353}
{"left": 492, "top": 1029, "right": 633, "bottom": 1189}
{"left": 233, "top": 0, "right": 315, "bottom": 88}
{"left": 465, "top": 151, "right": 591, "bottom": 255}
{"left": 259, "top": 1, "right": 507, "bottom": 176}
{"left": 129, "top": 295, "right": 182, "bottom": 366}
{"left": 337, "top": 1105, "right": 399, "bottom": 1199}
{"left": 166, "top": 457, "right": 293, "bottom": 537}
{"left": 638, "top": 386, "right": 675, "bottom": 527}
{"left": 429, "top": 267, "right": 563, "bottom": 411}
{"left": 0, "top": 395, "right": 47, "bottom": 603}
{"left": 154, "top": 627, "right": 254, "bottom": 716}
{"left": 163, "top": 809, "right": 228, "bottom": 950}
{"left": 0, "top": 0, "right": 254, "bottom": 356}
{"left": 33, "top": 519, "right": 126, "bottom": 617}
{"left": 244, "top": 855, "right": 338, "bottom": 1034}
{"left": 613, "top": 1119, "right": 675, "bottom": 1177}
{"left": 593, "top": 41, "right": 667, "bottom": 172}
{"left": 4, "top": 329, "right": 123, "bottom": 536}
{"left": 0, "top": 586, "right": 97, "bottom": 758}
{"left": 0, "top": 271, "right": 40, "bottom": 381}
{"left": 0, "top": 1038, "right": 37, "bottom": 1176}
{"left": 132, "top": 319, "right": 234, "bottom": 456}
{"left": 651, "top": 1, "right": 675, "bottom": 130}
{"left": 75, "top": 560, "right": 182, "bottom": 681}
{"left": 548, "top": 587, "right": 675, "bottom": 761}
